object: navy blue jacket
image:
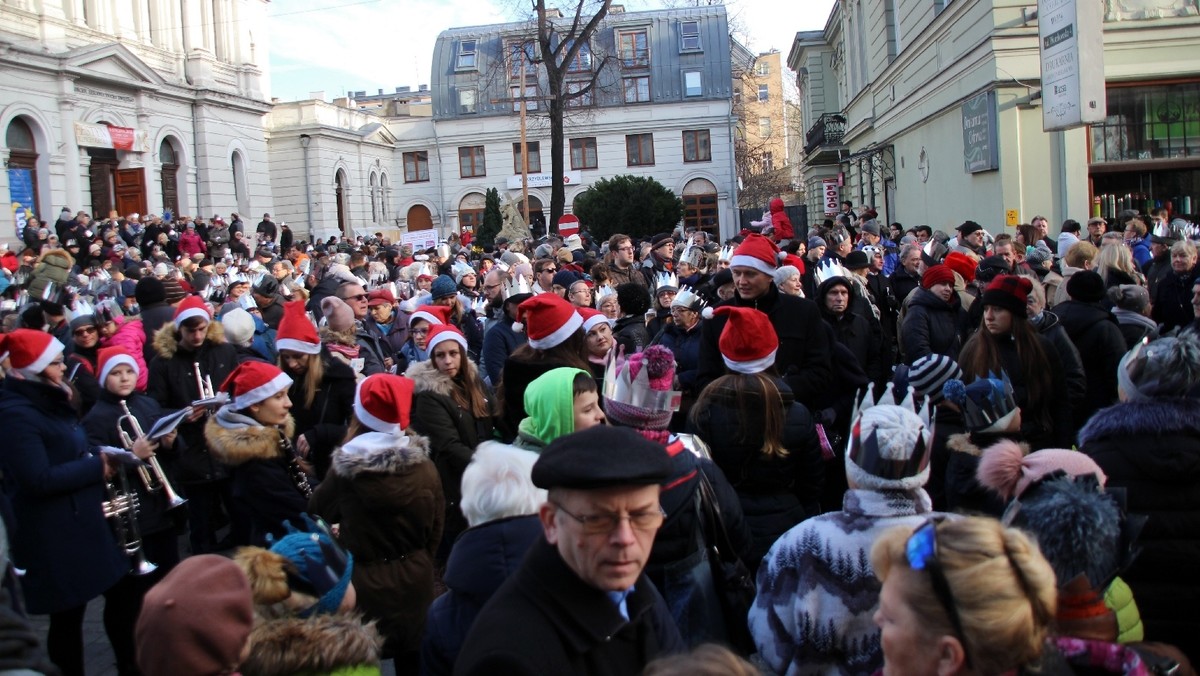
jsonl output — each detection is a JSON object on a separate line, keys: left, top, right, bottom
{"left": 481, "top": 319, "right": 527, "bottom": 386}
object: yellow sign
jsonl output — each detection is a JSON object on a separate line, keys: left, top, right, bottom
{"left": 1005, "top": 209, "right": 1019, "bottom": 226}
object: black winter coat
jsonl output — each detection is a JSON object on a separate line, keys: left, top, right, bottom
{"left": 1080, "top": 398, "right": 1200, "bottom": 665}
{"left": 613, "top": 315, "right": 650, "bottom": 354}
{"left": 696, "top": 284, "right": 832, "bottom": 410}
{"left": 889, "top": 267, "right": 921, "bottom": 311}
{"left": 1151, "top": 266, "right": 1200, "bottom": 334}
{"left": 687, "top": 377, "right": 823, "bottom": 567}
{"left": 289, "top": 350, "right": 357, "bottom": 480}
{"left": 901, "top": 288, "right": 967, "bottom": 364}
{"left": 454, "top": 538, "right": 683, "bottom": 676}
{"left": 817, "top": 279, "right": 884, "bottom": 384}
{"left": 421, "top": 515, "right": 543, "bottom": 676}
{"left": 1031, "top": 311, "right": 1087, "bottom": 425}
{"left": 1051, "top": 300, "right": 1126, "bottom": 428}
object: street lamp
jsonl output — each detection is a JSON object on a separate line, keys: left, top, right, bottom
{"left": 298, "top": 134, "right": 314, "bottom": 240}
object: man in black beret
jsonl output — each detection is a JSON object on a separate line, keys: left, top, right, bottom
{"left": 641, "top": 233, "right": 676, "bottom": 286}
{"left": 955, "top": 220, "right": 987, "bottom": 257}
{"left": 455, "top": 426, "right": 683, "bottom": 675}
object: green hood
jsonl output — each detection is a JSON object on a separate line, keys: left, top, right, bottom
{"left": 517, "top": 367, "right": 591, "bottom": 448}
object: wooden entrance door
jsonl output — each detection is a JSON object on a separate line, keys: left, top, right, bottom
{"left": 407, "top": 204, "right": 433, "bottom": 231}
{"left": 115, "top": 168, "right": 146, "bottom": 217}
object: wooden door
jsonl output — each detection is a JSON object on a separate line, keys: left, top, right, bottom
{"left": 115, "top": 168, "right": 146, "bottom": 217}
{"left": 407, "top": 204, "right": 433, "bottom": 231}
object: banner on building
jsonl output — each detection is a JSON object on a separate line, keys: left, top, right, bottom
{"left": 962, "top": 90, "right": 999, "bottom": 173}
{"left": 401, "top": 229, "right": 438, "bottom": 252}
{"left": 8, "top": 169, "right": 35, "bottom": 239}
{"left": 73, "top": 122, "right": 151, "bottom": 152}
{"left": 1038, "top": 0, "right": 1106, "bottom": 131}
{"left": 822, "top": 179, "right": 840, "bottom": 215}
{"left": 506, "top": 170, "right": 582, "bottom": 190}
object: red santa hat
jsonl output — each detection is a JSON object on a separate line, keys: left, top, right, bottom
{"left": 426, "top": 324, "right": 468, "bottom": 355}
{"left": 97, "top": 346, "right": 139, "bottom": 385}
{"left": 0, "top": 329, "right": 64, "bottom": 377}
{"left": 728, "top": 233, "right": 780, "bottom": 276}
{"left": 218, "top": 361, "right": 292, "bottom": 410}
{"left": 513, "top": 294, "right": 583, "bottom": 350}
{"left": 173, "top": 295, "right": 211, "bottom": 329}
{"left": 408, "top": 305, "right": 452, "bottom": 328}
{"left": 275, "top": 300, "right": 320, "bottom": 355}
{"left": 353, "top": 374, "right": 414, "bottom": 434}
{"left": 714, "top": 306, "right": 778, "bottom": 374}
{"left": 576, "top": 307, "right": 608, "bottom": 333}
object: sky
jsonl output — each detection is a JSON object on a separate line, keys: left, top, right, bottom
{"left": 266, "top": 0, "right": 836, "bottom": 102}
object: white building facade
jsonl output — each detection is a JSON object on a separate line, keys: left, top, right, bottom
{"left": 1, "top": 0, "right": 274, "bottom": 244}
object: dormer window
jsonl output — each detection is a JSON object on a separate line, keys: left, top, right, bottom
{"left": 679, "top": 20, "right": 701, "bottom": 52}
{"left": 457, "top": 39, "right": 477, "bottom": 70}
{"left": 618, "top": 28, "right": 649, "bottom": 68}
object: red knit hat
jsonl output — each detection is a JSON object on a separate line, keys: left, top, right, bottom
{"left": 513, "top": 294, "right": 583, "bottom": 350}
{"left": 218, "top": 361, "right": 292, "bottom": 410}
{"left": 275, "top": 300, "right": 320, "bottom": 355}
{"left": 354, "top": 374, "right": 414, "bottom": 434}
{"left": 728, "top": 233, "right": 781, "bottom": 276}
{"left": 408, "top": 304, "right": 452, "bottom": 328}
{"left": 714, "top": 306, "right": 778, "bottom": 374}
{"left": 981, "top": 275, "right": 1033, "bottom": 316}
{"left": 0, "top": 328, "right": 63, "bottom": 377}
{"left": 921, "top": 264, "right": 956, "bottom": 290}
{"left": 426, "top": 324, "right": 467, "bottom": 355}
{"left": 173, "top": 295, "right": 211, "bottom": 329}
{"left": 943, "top": 252, "right": 977, "bottom": 283}
{"left": 97, "top": 346, "right": 139, "bottom": 385}
{"left": 577, "top": 307, "right": 608, "bottom": 333}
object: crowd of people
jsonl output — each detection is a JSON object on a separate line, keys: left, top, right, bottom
{"left": 0, "top": 200, "right": 1198, "bottom": 676}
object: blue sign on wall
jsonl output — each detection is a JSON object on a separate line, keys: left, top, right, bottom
{"left": 8, "top": 168, "right": 34, "bottom": 239}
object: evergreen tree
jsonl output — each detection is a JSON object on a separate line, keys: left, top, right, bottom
{"left": 476, "top": 187, "right": 502, "bottom": 248}
{"left": 572, "top": 174, "right": 684, "bottom": 242}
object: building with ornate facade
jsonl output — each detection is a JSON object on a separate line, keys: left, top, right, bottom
{"left": 789, "top": 0, "right": 1200, "bottom": 229}
{"left": 1, "top": 0, "right": 274, "bottom": 242}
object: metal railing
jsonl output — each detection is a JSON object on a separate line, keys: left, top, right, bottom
{"left": 804, "top": 113, "right": 847, "bottom": 154}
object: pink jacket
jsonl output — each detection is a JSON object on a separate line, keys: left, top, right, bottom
{"left": 178, "top": 230, "right": 207, "bottom": 257}
{"left": 102, "top": 317, "right": 149, "bottom": 391}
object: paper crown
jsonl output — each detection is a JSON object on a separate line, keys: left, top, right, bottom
{"left": 846, "top": 383, "right": 934, "bottom": 485}
{"left": 654, "top": 270, "right": 678, "bottom": 293}
{"left": 814, "top": 259, "right": 852, "bottom": 285}
{"left": 502, "top": 273, "right": 532, "bottom": 299}
{"left": 470, "top": 296, "right": 488, "bottom": 315}
{"left": 717, "top": 244, "right": 735, "bottom": 262}
{"left": 593, "top": 284, "right": 616, "bottom": 305}
{"left": 679, "top": 241, "right": 705, "bottom": 268}
{"left": 671, "top": 285, "right": 707, "bottom": 312}
{"left": 602, "top": 344, "right": 681, "bottom": 413}
{"left": 942, "top": 371, "right": 1019, "bottom": 432}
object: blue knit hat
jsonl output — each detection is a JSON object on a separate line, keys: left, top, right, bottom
{"left": 266, "top": 515, "right": 354, "bottom": 617}
{"left": 430, "top": 274, "right": 457, "bottom": 300}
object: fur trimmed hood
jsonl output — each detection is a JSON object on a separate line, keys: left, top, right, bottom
{"left": 405, "top": 357, "right": 483, "bottom": 399}
{"left": 1078, "top": 398, "right": 1200, "bottom": 447}
{"left": 35, "top": 247, "right": 75, "bottom": 270}
{"left": 152, "top": 317, "right": 226, "bottom": 359}
{"left": 204, "top": 415, "right": 295, "bottom": 466}
{"left": 242, "top": 614, "right": 382, "bottom": 676}
{"left": 332, "top": 431, "right": 431, "bottom": 479}
{"left": 319, "top": 324, "right": 358, "bottom": 347}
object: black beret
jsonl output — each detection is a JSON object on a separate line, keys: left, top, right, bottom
{"left": 956, "top": 221, "right": 984, "bottom": 235}
{"left": 844, "top": 250, "right": 870, "bottom": 270}
{"left": 1067, "top": 269, "right": 1106, "bottom": 304}
{"left": 532, "top": 426, "right": 671, "bottom": 490}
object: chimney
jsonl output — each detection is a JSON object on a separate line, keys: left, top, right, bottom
{"left": 378, "top": 88, "right": 383, "bottom": 95}
{"left": 609, "top": 4, "right": 625, "bottom": 13}
{"left": 419, "top": 84, "right": 429, "bottom": 92}
{"left": 399, "top": 86, "right": 410, "bottom": 93}
{"left": 544, "top": 7, "right": 562, "bottom": 18}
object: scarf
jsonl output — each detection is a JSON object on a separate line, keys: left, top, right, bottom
{"left": 326, "top": 342, "right": 360, "bottom": 360}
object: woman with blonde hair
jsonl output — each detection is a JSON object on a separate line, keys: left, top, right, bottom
{"left": 871, "top": 516, "right": 1058, "bottom": 675}
{"left": 1095, "top": 240, "right": 1144, "bottom": 289}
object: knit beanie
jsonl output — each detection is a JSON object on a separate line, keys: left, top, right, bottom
{"left": 1026, "top": 241, "right": 1053, "bottom": 267}
{"left": 943, "top": 251, "right": 977, "bottom": 283}
{"left": 1108, "top": 284, "right": 1150, "bottom": 314}
{"left": 1067, "top": 270, "right": 1106, "bottom": 303}
{"left": 921, "top": 264, "right": 955, "bottom": 290}
{"left": 981, "top": 275, "right": 1033, "bottom": 316}
{"left": 161, "top": 277, "right": 188, "bottom": 304}
{"left": 552, "top": 270, "right": 579, "bottom": 290}
{"left": 69, "top": 312, "right": 98, "bottom": 333}
{"left": 135, "top": 554, "right": 254, "bottom": 676}
{"left": 135, "top": 276, "right": 167, "bottom": 306}
{"left": 320, "top": 296, "right": 356, "bottom": 333}
{"left": 265, "top": 523, "right": 355, "bottom": 618}
{"left": 1117, "top": 333, "right": 1200, "bottom": 400}
{"left": 603, "top": 345, "right": 678, "bottom": 431}
{"left": 808, "top": 236, "right": 827, "bottom": 250}
{"left": 905, "top": 354, "right": 962, "bottom": 406}
{"left": 845, "top": 403, "right": 931, "bottom": 491}
{"left": 430, "top": 274, "right": 457, "bottom": 300}
{"left": 976, "top": 439, "right": 1107, "bottom": 502}
{"left": 221, "top": 308, "right": 256, "bottom": 348}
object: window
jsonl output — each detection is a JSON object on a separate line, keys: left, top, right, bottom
{"left": 683, "top": 71, "right": 702, "bottom": 97}
{"left": 756, "top": 61, "right": 770, "bottom": 76}
{"left": 457, "top": 39, "right": 477, "bottom": 70}
{"left": 564, "top": 81, "right": 593, "bottom": 108}
{"left": 566, "top": 39, "right": 592, "bottom": 73}
{"left": 458, "top": 146, "right": 486, "bottom": 178}
{"left": 759, "top": 117, "right": 772, "bottom": 138}
{"left": 618, "top": 29, "right": 649, "bottom": 68}
{"left": 762, "top": 152, "right": 774, "bottom": 172}
{"left": 380, "top": 174, "right": 390, "bottom": 219}
{"left": 370, "top": 172, "right": 379, "bottom": 221}
{"left": 570, "top": 137, "right": 598, "bottom": 169}
{"left": 733, "top": 86, "right": 742, "bottom": 105}
{"left": 626, "top": 133, "right": 654, "bottom": 166}
{"left": 513, "top": 142, "right": 541, "bottom": 174}
{"left": 679, "top": 20, "right": 701, "bottom": 51}
{"left": 624, "top": 76, "right": 651, "bottom": 103}
{"left": 403, "top": 151, "right": 429, "bottom": 183}
{"left": 682, "top": 130, "right": 711, "bottom": 163}
{"left": 508, "top": 40, "right": 538, "bottom": 79}
{"left": 683, "top": 178, "right": 718, "bottom": 234}
{"left": 758, "top": 84, "right": 769, "bottom": 102}
{"left": 458, "top": 88, "right": 477, "bottom": 114}
{"left": 510, "top": 85, "right": 538, "bottom": 111}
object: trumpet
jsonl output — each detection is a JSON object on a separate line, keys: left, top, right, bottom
{"left": 103, "top": 462, "right": 158, "bottom": 576}
{"left": 117, "top": 401, "right": 187, "bottom": 511}
{"left": 193, "top": 362, "right": 215, "bottom": 400}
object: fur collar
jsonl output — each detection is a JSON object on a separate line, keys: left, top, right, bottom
{"left": 152, "top": 318, "right": 226, "bottom": 359}
{"left": 406, "top": 358, "right": 483, "bottom": 399}
{"left": 319, "top": 325, "right": 357, "bottom": 347}
{"left": 241, "top": 614, "right": 381, "bottom": 676}
{"left": 1078, "top": 398, "right": 1200, "bottom": 447}
{"left": 204, "top": 415, "right": 295, "bottom": 466}
{"left": 35, "top": 247, "right": 75, "bottom": 269}
{"left": 332, "top": 431, "right": 430, "bottom": 478}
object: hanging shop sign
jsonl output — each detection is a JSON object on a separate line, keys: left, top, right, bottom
{"left": 822, "top": 178, "right": 840, "bottom": 215}
{"left": 1038, "top": 0, "right": 1106, "bottom": 131}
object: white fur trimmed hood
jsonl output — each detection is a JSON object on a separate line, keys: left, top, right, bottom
{"left": 204, "top": 415, "right": 295, "bottom": 466}
{"left": 332, "top": 430, "right": 431, "bottom": 478}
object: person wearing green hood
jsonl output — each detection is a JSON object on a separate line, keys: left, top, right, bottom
{"left": 513, "top": 367, "right": 606, "bottom": 451}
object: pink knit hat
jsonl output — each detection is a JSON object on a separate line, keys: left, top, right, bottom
{"left": 977, "top": 439, "right": 1107, "bottom": 502}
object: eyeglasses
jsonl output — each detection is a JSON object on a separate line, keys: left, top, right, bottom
{"left": 73, "top": 326, "right": 98, "bottom": 337}
{"left": 410, "top": 328, "right": 429, "bottom": 337}
{"left": 571, "top": 288, "right": 592, "bottom": 296}
{"left": 551, "top": 501, "right": 666, "bottom": 535}
{"left": 906, "top": 518, "right": 972, "bottom": 668}
{"left": 539, "top": 267, "right": 557, "bottom": 274}
{"left": 342, "top": 293, "right": 368, "bottom": 302}
{"left": 617, "top": 246, "right": 634, "bottom": 252}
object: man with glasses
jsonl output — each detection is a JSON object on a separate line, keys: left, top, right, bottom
{"left": 457, "top": 426, "right": 682, "bottom": 675}
{"left": 532, "top": 259, "right": 557, "bottom": 295}
{"left": 337, "top": 281, "right": 392, "bottom": 375}
{"left": 606, "top": 234, "right": 649, "bottom": 289}
{"left": 640, "top": 234, "right": 676, "bottom": 287}
{"left": 567, "top": 280, "right": 593, "bottom": 308}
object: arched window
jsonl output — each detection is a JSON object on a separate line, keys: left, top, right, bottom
{"left": 380, "top": 173, "right": 390, "bottom": 220}
{"left": 160, "top": 139, "right": 180, "bottom": 217}
{"left": 231, "top": 150, "right": 249, "bottom": 217}
{"left": 682, "top": 178, "right": 718, "bottom": 235}
{"left": 6, "top": 117, "right": 40, "bottom": 225}
{"left": 458, "top": 192, "right": 486, "bottom": 236}
{"left": 369, "top": 172, "right": 379, "bottom": 222}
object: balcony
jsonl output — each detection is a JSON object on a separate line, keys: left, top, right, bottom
{"left": 804, "top": 113, "right": 847, "bottom": 154}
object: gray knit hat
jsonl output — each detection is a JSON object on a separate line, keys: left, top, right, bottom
{"left": 1117, "top": 334, "right": 1200, "bottom": 400}
{"left": 907, "top": 354, "right": 962, "bottom": 406}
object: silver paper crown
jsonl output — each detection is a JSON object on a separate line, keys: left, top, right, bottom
{"left": 593, "top": 284, "right": 616, "bottom": 306}
{"left": 814, "top": 259, "right": 852, "bottom": 285}
{"left": 470, "top": 296, "right": 488, "bottom": 315}
{"left": 69, "top": 298, "right": 95, "bottom": 320}
{"left": 502, "top": 274, "right": 532, "bottom": 299}
{"left": 602, "top": 347, "right": 682, "bottom": 413}
{"left": 671, "top": 285, "right": 707, "bottom": 311}
{"left": 679, "top": 242, "right": 705, "bottom": 268}
{"left": 654, "top": 270, "right": 678, "bottom": 293}
{"left": 717, "top": 244, "right": 735, "bottom": 262}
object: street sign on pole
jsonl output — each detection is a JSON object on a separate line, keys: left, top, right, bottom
{"left": 1038, "top": 0, "right": 1106, "bottom": 131}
